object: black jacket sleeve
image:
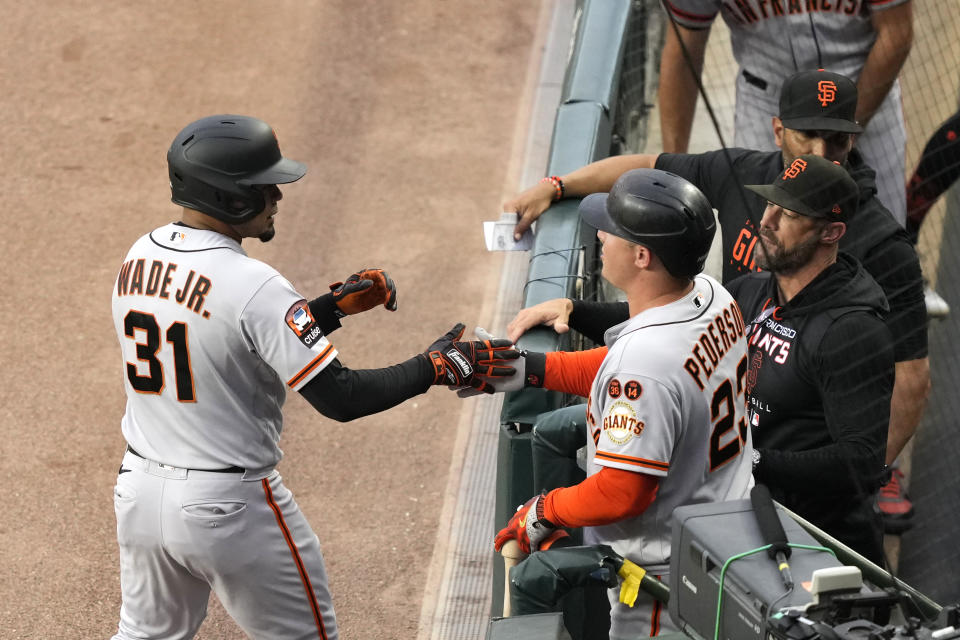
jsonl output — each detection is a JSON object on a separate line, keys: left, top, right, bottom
{"left": 568, "top": 300, "right": 629, "bottom": 345}
{"left": 298, "top": 355, "right": 433, "bottom": 422}
{"left": 753, "top": 313, "right": 893, "bottom": 495}
{"left": 860, "top": 236, "right": 928, "bottom": 361}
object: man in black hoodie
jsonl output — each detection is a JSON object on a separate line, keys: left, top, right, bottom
{"left": 727, "top": 154, "right": 894, "bottom": 563}
{"left": 505, "top": 69, "right": 927, "bottom": 534}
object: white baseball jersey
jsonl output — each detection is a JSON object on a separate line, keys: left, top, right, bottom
{"left": 663, "top": 0, "right": 909, "bottom": 224}
{"left": 582, "top": 274, "right": 754, "bottom": 569}
{"left": 111, "top": 222, "right": 338, "bottom": 472}
{"left": 111, "top": 222, "right": 341, "bottom": 639}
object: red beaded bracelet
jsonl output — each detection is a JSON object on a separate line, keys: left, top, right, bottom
{"left": 540, "top": 175, "right": 565, "bottom": 201}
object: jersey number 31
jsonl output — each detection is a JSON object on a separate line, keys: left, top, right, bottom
{"left": 123, "top": 310, "right": 196, "bottom": 402}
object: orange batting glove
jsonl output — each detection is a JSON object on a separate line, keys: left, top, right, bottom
{"left": 494, "top": 493, "right": 570, "bottom": 554}
{"left": 329, "top": 268, "right": 398, "bottom": 316}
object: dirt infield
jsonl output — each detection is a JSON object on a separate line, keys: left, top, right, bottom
{"left": 0, "top": 2, "right": 540, "bottom": 638}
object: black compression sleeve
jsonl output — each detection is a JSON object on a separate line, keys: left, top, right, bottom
{"left": 308, "top": 293, "right": 343, "bottom": 335}
{"left": 298, "top": 355, "right": 433, "bottom": 422}
{"left": 568, "top": 300, "right": 629, "bottom": 345}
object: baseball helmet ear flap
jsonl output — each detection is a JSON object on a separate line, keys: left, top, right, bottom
{"left": 167, "top": 115, "right": 307, "bottom": 223}
{"left": 168, "top": 169, "right": 265, "bottom": 222}
{"left": 579, "top": 169, "right": 717, "bottom": 278}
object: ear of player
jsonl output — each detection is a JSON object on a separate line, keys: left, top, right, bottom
{"left": 494, "top": 493, "right": 570, "bottom": 555}
{"left": 329, "top": 268, "right": 398, "bottom": 316}
{"left": 422, "top": 323, "right": 520, "bottom": 393}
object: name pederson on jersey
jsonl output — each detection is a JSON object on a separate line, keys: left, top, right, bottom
{"left": 111, "top": 223, "right": 338, "bottom": 472}
{"left": 582, "top": 275, "right": 755, "bottom": 572}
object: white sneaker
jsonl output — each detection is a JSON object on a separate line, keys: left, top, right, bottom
{"left": 925, "top": 284, "right": 950, "bottom": 319}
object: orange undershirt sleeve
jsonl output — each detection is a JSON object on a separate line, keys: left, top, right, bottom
{"left": 542, "top": 466, "right": 659, "bottom": 528}
{"left": 543, "top": 347, "right": 608, "bottom": 397}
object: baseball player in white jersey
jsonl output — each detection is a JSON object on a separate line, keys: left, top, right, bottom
{"left": 492, "top": 169, "right": 754, "bottom": 638}
{"left": 110, "top": 115, "right": 519, "bottom": 639}
{"left": 659, "top": 0, "right": 913, "bottom": 225}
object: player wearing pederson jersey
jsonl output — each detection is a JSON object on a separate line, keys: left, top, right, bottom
{"left": 109, "top": 115, "right": 518, "bottom": 640}
{"left": 491, "top": 169, "right": 754, "bottom": 639}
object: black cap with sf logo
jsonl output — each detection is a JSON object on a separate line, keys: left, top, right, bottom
{"left": 745, "top": 154, "right": 860, "bottom": 221}
{"left": 778, "top": 69, "right": 863, "bottom": 134}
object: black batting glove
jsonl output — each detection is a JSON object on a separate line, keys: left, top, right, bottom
{"left": 421, "top": 323, "right": 519, "bottom": 393}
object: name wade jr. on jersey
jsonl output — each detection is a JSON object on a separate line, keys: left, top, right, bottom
{"left": 116, "top": 257, "right": 213, "bottom": 319}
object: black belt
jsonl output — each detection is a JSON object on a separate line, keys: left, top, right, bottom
{"left": 742, "top": 68, "right": 768, "bottom": 91}
{"left": 127, "top": 445, "right": 245, "bottom": 474}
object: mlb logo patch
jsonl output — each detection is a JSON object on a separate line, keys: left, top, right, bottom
{"left": 285, "top": 300, "right": 325, "bottom": 348}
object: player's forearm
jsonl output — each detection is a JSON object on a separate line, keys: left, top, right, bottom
{"left": 559, "top": 155, "right": 659, "bottom": 199}
{"left": 543, "top": 466, "right": 658, "bottom": 527}
{"left": 855, "top": 3, "right": 913, "bottom": 126}
{"left": 885, "top": 357, "right": 929, "bottom": 464}
{"left": 568, "top": 300, "right": 629, "bottom": 345}
{"left": 536, "top": 348, "right": 608, "bottom": 397}
{"left": 299, "top": 356, "right": 432, "bottom": 422}
{"left": 658, "top": 23, "right": 709, "bottom": 154}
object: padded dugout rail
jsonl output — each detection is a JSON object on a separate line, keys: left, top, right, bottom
{"left": 491, "top": 0, "right": 635, "bottom": 634}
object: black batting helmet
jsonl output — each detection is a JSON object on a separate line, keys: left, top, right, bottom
{"left": 579, "top": 169, "right": 716, "bottom": 279}
{"left": 167, "top": 115, "right": 307, "bottom": 223}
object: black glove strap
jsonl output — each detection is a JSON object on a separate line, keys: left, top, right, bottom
{"left": 426, "top": 351, "right": 448, "bottom": 384}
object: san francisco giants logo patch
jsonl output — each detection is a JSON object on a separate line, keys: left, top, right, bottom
{"left": 602, "top": 401, "right": 645, "bottom": 445}
{"left": 608, "top": 379, "right": 622, "bottom": 399}
{"left": 624, "top": 380, "right": 642, "bottom": 400}
{"left": 817, "top": 80, "right": 837, "bottom": 107}
{"left": 783, "top": 158, "right": 807, "bottom": 179}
